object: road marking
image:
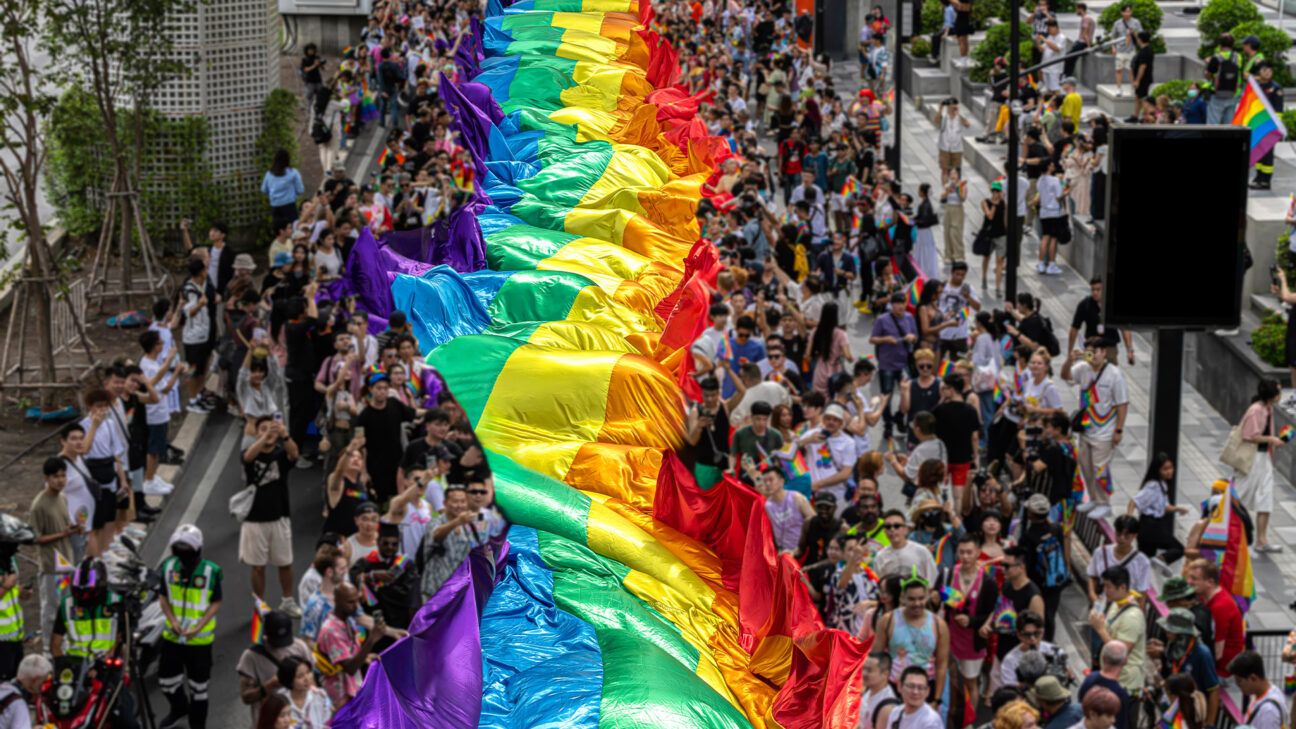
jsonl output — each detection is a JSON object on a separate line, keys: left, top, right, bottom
{"left": 175, "top": 422, "right": 242, "bottom": 528}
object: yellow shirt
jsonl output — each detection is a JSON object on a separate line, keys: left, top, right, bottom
{"left": 1061, "top": 92, "right": 1083, "bottom": 129}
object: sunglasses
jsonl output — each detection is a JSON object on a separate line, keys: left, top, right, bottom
{"left": 1019, "top": 630, "right": 1042, "bottom": 639}
{"left": 902, "top": 683, "right": 929, "bottom": 692}
{"left": 468, "top": 489, "right": 488, "bottom": 495}
{"left": 884, "top": 523, "right": 906, "bottom": 530}
{"left": 917, "top": 363, "right": 933, "bottom": 370}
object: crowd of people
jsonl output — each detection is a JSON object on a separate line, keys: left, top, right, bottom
{"left": 2, "top": 0, "right": 1296, "bottom": 728}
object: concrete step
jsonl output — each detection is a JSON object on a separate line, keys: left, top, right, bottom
{"left": 1251, "top": 292, "right": 1285, "bottom": 320}
{"left": 1095, "top": 83, "right": 1138, "bottom": 118}
{"left": 912, "top": 66, "right": 953, "bottom": 98}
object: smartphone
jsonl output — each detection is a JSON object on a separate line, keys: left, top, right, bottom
{"left": 1272, "top": 266, "right": 1281, "bottom": 287}
{"left": 253, "top": 327, "right": 267, "bottom": 341}
{"left": 355, "top": 426, "right": 365, "bottom": 439}
{"left": 476, "top": 511, "right": 487, "bottom": 523}
{"left": 273, "top": 412, "right": 283, "bottom": 423}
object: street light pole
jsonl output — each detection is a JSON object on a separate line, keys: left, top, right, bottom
{"left": 887, "top": 0, "right": 905, "bottom": 172}
{"left": 1005, "top": 0, "right": 1022, "bottom": 302}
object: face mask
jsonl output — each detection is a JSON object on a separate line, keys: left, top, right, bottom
{"left": 1188, "top": 89, "right": 1199, "bottom": 98}
{"left": 173, "top": 546, "right": 200, "bottom": 569}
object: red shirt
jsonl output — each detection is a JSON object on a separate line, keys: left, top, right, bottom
{"left": 1206, "top": 588, "right": 1244, "bottom": 676}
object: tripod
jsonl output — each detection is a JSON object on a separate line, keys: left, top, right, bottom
{"left": 96, "top": 602, "right": 156, "bottom": 729}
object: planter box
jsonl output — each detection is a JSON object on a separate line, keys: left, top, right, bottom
{"left": 900, "top": 49, "right": 952, "bottom": 100}
{"left": 1243, "top": 196, "right": 1291, "bottom": 298}
{"left": 1059, "top": 218, "right": 1105, "bottom": 281}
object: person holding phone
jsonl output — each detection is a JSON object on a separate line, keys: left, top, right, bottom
{"left": 416, "top": 485, "right": 480, "bottom": 600}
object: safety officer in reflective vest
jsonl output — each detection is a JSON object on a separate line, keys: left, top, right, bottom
{"left": 157, "top": 524, "right": 221, "bottom": 729}
{"left": 52, "top": 558, "right": 140, "bottom": 728}
{"left": 0, "top": 545, "right": 22, "bottom": 681}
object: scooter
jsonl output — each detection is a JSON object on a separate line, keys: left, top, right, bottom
{"left": 33, "top": 655, "right": 130, "bottom": 729}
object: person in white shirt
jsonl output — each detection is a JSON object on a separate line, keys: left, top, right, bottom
{"left": 798, "top": 404, "right": 857, "bottom": 512}
{"left": 858, "top": 653, "right": 899, "bottom": 729}
{"left": 57, "top": 424, "right": 96, "bottom": 561}
{"left": 1037, "top": 20, "right": 1069, "bottom": 91}
{"left": 999, "top": 610, "right": 1067, "bottom": 686}
{"left": 1229, "top": 650, "right": 1290, "bottom": 729}
{"left": 1061, "top": 340, "right": 1129, "bottom": 520}
{"left": 691, "top": 304, "right": 732, "bottom": 389}
{"left": 889, "top": 665, "right": 945, "bottom": 729}
{"left": 935, "top": 98, "right": 971, "bottom": 185}
{"left": 730, "top": 363, "right": 792, "bottom": 424}
{"left": 347, "top": 313, "right": 379, "bottom": 368}
{"left": 80, "top": 384, "right": 131, "bottom": 540}
{"left": 138, "top": 330, "right": 183, "bottom": 496}
{"left": 1085, "top": 515, "right": 1151, "bottom": 602}
{"left": 872, "top": 510, "right": 938, "bottom": 584}
{"left": 180, "top": 258, "right": 213, "bottom": 413}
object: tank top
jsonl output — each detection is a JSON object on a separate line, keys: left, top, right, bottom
{"left": 907, "top": 377, "right": 942, "bottom": 448}
{"left": 322, "top": 478, "right": 367, "bottom": 536}
{"left": 889, "top": 611, "right": 938, "bottom": 681}
{"left": 765, "top": 491, "right": 805, "bottom": 552}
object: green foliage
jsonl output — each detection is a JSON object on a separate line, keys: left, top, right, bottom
{"left": 971, "top": 23, "right": 1034, "bottom": 82}
{"left": 1282, "top": 109, "right": 1296, "bottom": 140}
{"left": 1196, "top": 0, "right": 1262, "bottom": 56}
{"left": 910, "top": 37, "right": 934, "bottom": 58}
{"left": 1049, "top": 0, "right": 1076, "bottom": 12}
{"left": 256, "top": 88, "right": 301, "bottom": 176}
{"left": 1251, "top": 312, "right": 1288, "bottom": 368}
{"left": 1149, "top": 79, "right": 1199, "bottom": 101}
{"left": 1099, "top": 0, "right": 1164, "bottom": 36}
{"left": 44, "top": 85, "right": 219, "bottom": 238}
{"left": 1220, "top": 21, "right": 1294, "bottom": 86}
{"left": 921, "top": 0, "right": 1006, "bottom": 36}
{"left": 921, "top": 0, "right": 944, "bottom": 35}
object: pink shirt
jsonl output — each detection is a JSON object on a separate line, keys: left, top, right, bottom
{"left": 317, "top": 613, "right": 363, "bottom": 708}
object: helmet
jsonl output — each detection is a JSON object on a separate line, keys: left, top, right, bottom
{"left": 70, "top": 559, "right": 107, "bottom": 605}
{"left": 169, "top": 524, "right": 203, "bottom": 552}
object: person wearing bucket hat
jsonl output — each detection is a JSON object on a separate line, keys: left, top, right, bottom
{"left": 1152, "top": 608, "right": 1221, "bottom": 717}
{"left": 1033, "top": 675, "right": 1082, "bottom": 729}
{"left": 1159, "top": 576, "right": 1213, "bottom": 649}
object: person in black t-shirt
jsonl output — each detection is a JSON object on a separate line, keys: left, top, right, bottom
{"left": 354, "top": 373, "right": 416, "bottom": 503}
{"left": 122, "top": 365, "right": 162, "bottom": 521}
{"left": 282, "top": 291, "right": 321, "bottom": 462}
{"left": 1130, "top": 32, "right": 1154, "bottom": 108}
{"left": 1022, "top": 127, "right": 1050, "bottom": 229}
{"left": 240, "top": 416, "right": 301, "bottom": 617}
{"left": 301, "top": 43, "right": 324, "bottom": 107}
{"left": 1069, "top": 278, "right": 1134, "bottom": 364}
{"left": 993, "top": 546, "right": 1046, "bottom": 660}
{"left": 933, "top": 373, "right": 981, "bottom": 505}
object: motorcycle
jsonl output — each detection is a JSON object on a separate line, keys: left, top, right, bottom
{"left": 33, "top": 655, "right": 131, "bottom": 729}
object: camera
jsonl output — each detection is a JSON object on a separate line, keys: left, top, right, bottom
{"left": 1023, "top": 424, "right": 1045, "bottom": 460}
{"left": 1043, "top": 647, "right": 1075, "bottom": 687}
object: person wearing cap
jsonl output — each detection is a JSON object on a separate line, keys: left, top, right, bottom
{"left": 872, "top": 509, "right": 938, "bottom": 584}
{"left": 935, "top": 98, "right": 971, "bottom": 185}
{"left": 1016, "top": 491, "right": 1070, "bottom": 639}
{"left": 1242, "top": 35, "right": 1266, "bottom": 83}
{"left": 1149, "top": 608, "right": 1220, "bottom": 724}
{"left": 1250, "top": 61, "right": 1284, "bottom": 190}
{"left": 349, "top": 521, "right": 417, "bottom": 635}
{"left": 797, "top": 402, "right": 857, "bottom": 512}
{"left": 238, "top": 609, "right": 314, "bottom": 722}
{"left": 1160, "top": 575, "right": 1213, "bottom": 647}
{"left": 1032, "top": 674, "right": 1081, "bottom": 729}
{"left": 158, "top": 524, "right": 221, "bottom": 729}
{"left": 1059, "top": 77, "right": 1082, "bottom": 129}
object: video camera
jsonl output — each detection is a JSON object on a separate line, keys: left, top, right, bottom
{"left": 1043, "top": 647, "right": 1076, "bottom": 687}
{"left": 102, "top": 537, "right": 162, "bottom": 617}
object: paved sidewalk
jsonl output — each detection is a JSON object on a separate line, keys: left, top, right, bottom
{"left": 828, "top": 63, "right": 1296, "bottom": 629}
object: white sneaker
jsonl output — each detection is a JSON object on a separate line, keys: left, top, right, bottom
{"left": 143, "top": 477, "right": 174, "bottom": 496}
{"left": 185, "top": 398, "right": 210, "bottom": 414}
{"left": 1076, "top": 501, "right": 1097, "bottom": 514}
{"left": 1089, "top": 504, "right": 1113, "bottom": 520}
{"left": 1036, "top": 262, "right": 1047, "bottom": 273}
{"left": 279, "top": 596, "right": 303, "bottom": 619}
{"left": 1046, "top": 263, "right": 1063, "bottom": 275}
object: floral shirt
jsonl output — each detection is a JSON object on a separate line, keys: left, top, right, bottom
{"left": 317, "top": 613, "right": 364, "bottom": 708}
{"left": 299, "top": 590, "right": 334, "bottom": 642}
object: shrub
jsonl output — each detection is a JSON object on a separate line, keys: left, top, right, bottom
{"left": 971, "top": 23, "right": 1035, "bottom": 82}
{"left": 972, "top": 0, "right": 1006, "bottom": 29}
{"left": 1099, "top": 0, "right": 1164, "bottom": 38}
{"left": 1224, "top": 21, "right": 1294, "bottom": 86}
{"left": 1050, "top": 0, "right": 1076, "bottom": 12}
{"left": 1282, "top": 109, "right": 1296, "bottom": 140}
{"left": 1150, "top": 79, "right": 1199, "bottom": 101}
{"left": 1196, "top": 0, "right": 1262, "bottom": 57}
{"left": 921, "top": 0, "right": 944, "bottom": 35}
{"left": 1251, "top": 312, "right": 1288, "bottom": 368}
{"left": 910, "top": 36, "right": 934, "bottom": 57}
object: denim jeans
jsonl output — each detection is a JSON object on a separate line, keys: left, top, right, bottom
{"left": 878, "top": 368, "right": 904, "bottom": 432}
{"left": 1206, "top": 94, "right": 1237, "bottom": 125}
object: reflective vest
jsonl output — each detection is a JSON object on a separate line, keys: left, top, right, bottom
{"left": 60, "top": 593, "right": 119, "bottom": 659}
{"left": 160, "top": 557, "right": 219, "bottom": 646}
{"left": 0, "top": 583, "right": 21, "bottom": 643}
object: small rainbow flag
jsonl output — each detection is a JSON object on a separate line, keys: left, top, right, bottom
{"left": 1232, "top": 77, "right": 1288, "bottom": 166}
{"left": 1280, "top": 425, "right": 1294, "bottom": 443}
{"left": 1284, "top": 665, "right": 1296, "bottom": 696}
{"left": 250, "top": 597, "right": 270, "bottom": 644}
{"left": 991, "top": 381, "right": 1004, "bottom": 405}
{"left": 906, "top": 277, "right": 924, "bottom": 307}
{"left": 1158, "top": 704, "right": 1185, "bottom": 729}
{"left": 1095, "top": 463, "right": 1113, "bottom": 496}
{"left": 378, "top": 147, "right": 406, "bottom": 168}
{"left": 936, "top": 359, "right": 954, "bottom": 378}
{"left": 851, "top": 214, "right": 861, "bottom": 233}
{"left": 840, "top": 177, "right": 859, "bottom": 197}
{"left": 361, "top": 579, "right": 380, "bottom": 607}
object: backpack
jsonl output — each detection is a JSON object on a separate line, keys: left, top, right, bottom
{"left": 1215, "top": 51, "right": 1240, "bottom": 94}
{"left": 1034, "top": 530, "right": 1070, "bottom": 588}
{"left": 311, "top": 113, "right": 332, "bottom": 145}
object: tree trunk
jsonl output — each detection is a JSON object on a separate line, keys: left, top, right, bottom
{"left": 24, "top": 218, "right": 58, "bottom": 408}
{"left": 116, "top": 162, "right": 133, "bottom": 311}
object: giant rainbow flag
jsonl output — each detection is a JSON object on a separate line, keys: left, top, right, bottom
{"left": 329, "top": 1, "right": 867, "bottom": 727}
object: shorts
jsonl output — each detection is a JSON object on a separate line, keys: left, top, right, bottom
{"left": 1114, "top": 50, "right": 1134, "bottom": 71}
{"left": 953, "top": 12, "right": 972, "bottom": 36}
{"left": 1041, "top": 216, "right": 1069, "bottom": 238}
{"left": 183, "top": 342, "right": 213, "bottom": 376}
{"left": 939, "top": 150, "right": 963, "bottom": 172}
{"left": 239, "top": 517, "right": 294, "bottom": 567}
{"left": 991, "top": 235, "right": 1007, "bottom": 257}
{"left": 948, "top": 461, "right": 972, "bottom": 487}
{"left": 958, "top": 657, "right": 984, "bottom": 679}
{"left": 939, "top": 339, "right": 969, "bottom": 359}
{"left": 93, "top": 487, "right": 117, "bottom": 529}
{"left": 147, "top": 424, "right": 169, "bottom": 455}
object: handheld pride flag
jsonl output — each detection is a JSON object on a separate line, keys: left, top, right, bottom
{"left": 1232, "top": 77, "right": 1288, "bottom": 166}
{"left": 1280, "top": 424, "right": 1294, "bottom": 443}
{"left": 250, "top": 597, "right": 270, "bottom": 644}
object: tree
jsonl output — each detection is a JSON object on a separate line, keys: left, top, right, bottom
{"left": 0, "top": 0, "right": 60, "bottom": 400}
{"left": 42, "top": 0, "right": 196, "bottom": 307}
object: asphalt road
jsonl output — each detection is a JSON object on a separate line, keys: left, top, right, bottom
{"left": 137, "top": 414, "right": 326, "bottom": 729}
